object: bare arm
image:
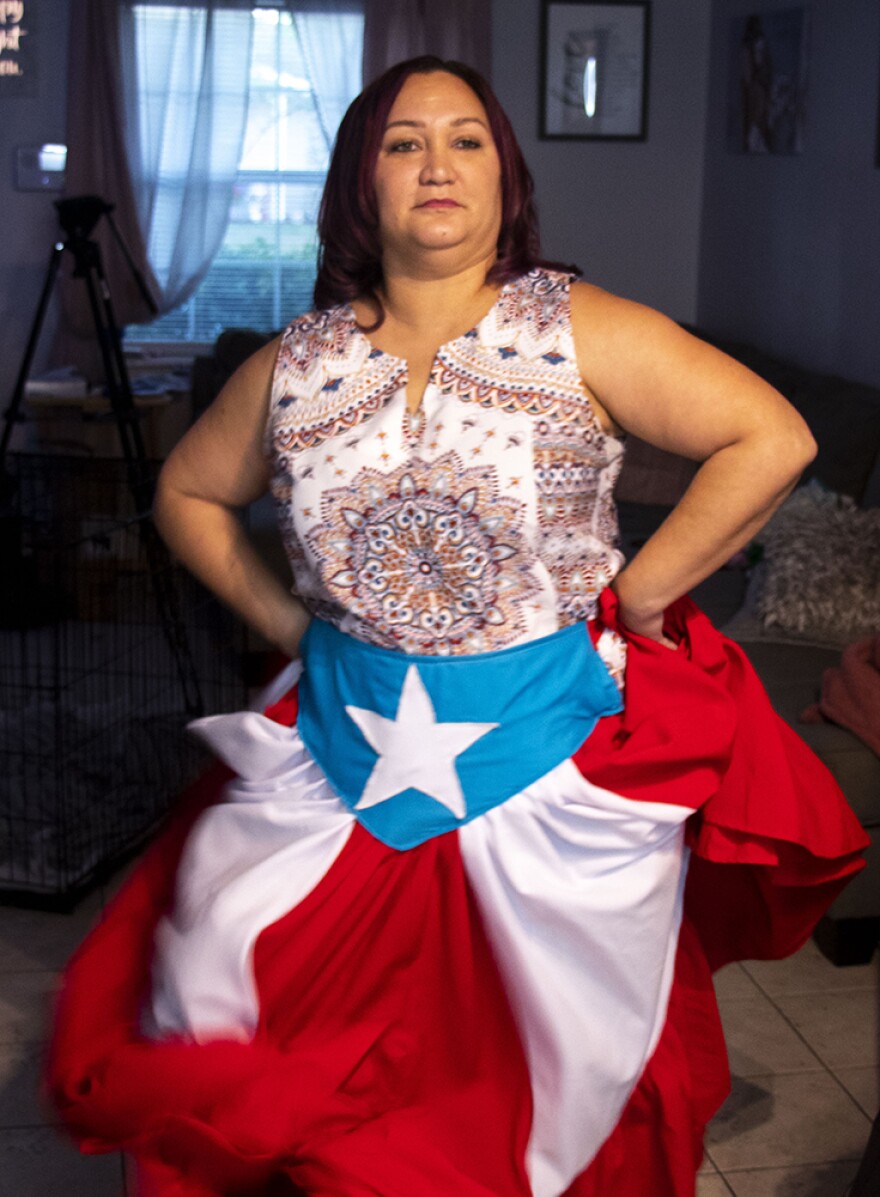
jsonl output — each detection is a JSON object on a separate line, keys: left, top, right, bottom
{"left": 153, "top": 337, "right": 310, "bottom": 658}
{"left": 570, "top": 283, "right": 816, "bottom": 644}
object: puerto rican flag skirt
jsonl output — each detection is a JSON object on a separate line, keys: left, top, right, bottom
{"left": 47, "top": 592, "right": 867, "bottom": 1197}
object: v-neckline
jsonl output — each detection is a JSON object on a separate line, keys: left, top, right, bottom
{"left": 344, "top": 279, "right": 512, "bottom": 417}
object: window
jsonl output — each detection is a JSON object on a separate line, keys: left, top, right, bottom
{"left": 127, "top": 3, "right": 363, "bottom": 343}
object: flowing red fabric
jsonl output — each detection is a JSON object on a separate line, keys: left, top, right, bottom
{"left": 579, "top": 593, "right": 868, "bottom": 970}
{"left": 45, "top": 598, "right": 868, "bottom": 1196}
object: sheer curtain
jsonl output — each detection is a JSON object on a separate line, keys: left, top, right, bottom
{"left": 288, "top": 1, "right": 364, "bottom": 153}
{"left": 120, "top": 1, "right": 254, "bottom": 315}
{"left": 57, "top": 0, "right": 255, "bottom": 372}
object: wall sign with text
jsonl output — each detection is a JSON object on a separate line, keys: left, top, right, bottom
{"left": 0, "top": 1, "right": 35, "bottom": 97}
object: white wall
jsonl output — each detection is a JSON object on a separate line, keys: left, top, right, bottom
{"left": 0, "top": 0, "right": 70, "bottom": 411}
{"left": 492, "top": 0, "right": 712, "bottom": 322}
{"left": 698, "top": 0, "right": 880, "bottom": 386}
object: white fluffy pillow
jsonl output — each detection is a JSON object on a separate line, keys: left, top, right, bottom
{"left": 752, "top": 482, "right": 880, "bottom": 644}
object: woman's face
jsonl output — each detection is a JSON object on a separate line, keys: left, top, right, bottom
{"left": 372, "top": 71, "right": 503, "bottom": 275}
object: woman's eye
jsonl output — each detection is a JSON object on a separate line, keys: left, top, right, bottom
{"left": 388, "top": 139, "right": 419, "bottom": 153}
{"left": 455, "top": 138, "right": 482, "bottom": 149}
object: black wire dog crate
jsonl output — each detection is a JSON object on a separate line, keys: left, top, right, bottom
{"left": 1, "top": 453, "right": 249, "bottom": 903}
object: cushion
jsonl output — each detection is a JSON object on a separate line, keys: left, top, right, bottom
{"left": 738, "top": 482, "right": 880, "bottom": 646}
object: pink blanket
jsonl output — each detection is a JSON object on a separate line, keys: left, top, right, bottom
{"left": 802, "top": 633, "right": 880, "bottom": 756}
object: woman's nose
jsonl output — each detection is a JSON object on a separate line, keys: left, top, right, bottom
{"left": 419, "top": 147, "right": 455, "bottom": 185}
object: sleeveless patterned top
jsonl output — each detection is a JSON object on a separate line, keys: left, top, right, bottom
{"left": 267, "top": 268, "right": 627, "bottom": 667}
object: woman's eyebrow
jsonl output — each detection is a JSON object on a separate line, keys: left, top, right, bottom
{"left": 384, "top": 116, "right": 489, "bottom": 131}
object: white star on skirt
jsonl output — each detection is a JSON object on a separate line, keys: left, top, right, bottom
{"left": 345, "top": 665, "right": 498, "bottom": 818}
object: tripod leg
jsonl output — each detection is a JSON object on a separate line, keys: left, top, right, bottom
{"left": 96, "top": 266, "right": 151, "bottom": 475}
{"left": 79, "top": 256, "right": 150, "bottom": 489}
{"left": 79, "top": 244, "right": 205, "bottom": 715}
{"left": 1, "top": 242, "right": 66, "bottom": 463}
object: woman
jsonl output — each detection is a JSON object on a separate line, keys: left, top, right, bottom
{"left": 48, "top": 57, "right": 866, "bottom": 1197}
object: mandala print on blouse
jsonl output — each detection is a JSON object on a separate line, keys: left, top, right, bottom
{"left": 306, "top": 453, "right": 539, "bottom": 654}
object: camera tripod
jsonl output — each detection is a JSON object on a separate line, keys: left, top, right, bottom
{"left": 1, "top": 196, "right": 204, "bottom": 714}
{"left": 1, "top": 196, "right": 156, "bottom": 500}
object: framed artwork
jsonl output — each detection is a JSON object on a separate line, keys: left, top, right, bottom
{"left": 540, "top": 1, "right": 650, "bottom": 140}
{"left": 727, "top": 8, "right": 809, "bottom": 155}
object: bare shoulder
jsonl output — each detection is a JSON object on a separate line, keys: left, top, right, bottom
{"left": 159, "top": 334, "right": 283, "bottom": 506}
{"left": 569, "top": 280, "right": 701, "bottom": 369}
{"left": 190, "top": 333, "right": 283, "bottom": 442}
{"left": 217, "top": 333, "right": 284, "bottom": 416}
{"left": 567, "top": 281, "right": 814, "bottom": 460}
{"left": 569, "top": 279, "right": 778, "bottom": 395}
{"left": 568, "top": 281, "right": 705, "bottom": 438}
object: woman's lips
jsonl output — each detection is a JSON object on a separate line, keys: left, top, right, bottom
{"left": 418, "top": 199, "right": 461, "bottom": 208}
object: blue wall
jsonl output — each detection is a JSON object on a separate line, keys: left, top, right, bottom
{"left": 0, "top": 0, "right": 70, "bottom": 414}
{"left": 698, "top": 0, "right": 880, "bottom": 386}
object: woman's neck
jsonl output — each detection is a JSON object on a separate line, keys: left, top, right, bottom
{"left": 361, "top": 254, "right": 499, "bottom": 345}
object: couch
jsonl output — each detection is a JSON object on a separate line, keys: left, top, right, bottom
{"left": 616, "top": 330, "right": 880, "bottom": 965}
{"left": 193, "top": 326, "right": 880, "bottom": 965}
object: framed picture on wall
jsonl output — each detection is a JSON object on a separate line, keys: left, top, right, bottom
{"left": 539, "top": 1, "right": 650, "bottom": 140}
{"left": 727, "top": 8, "right": 809, "bottom": 154}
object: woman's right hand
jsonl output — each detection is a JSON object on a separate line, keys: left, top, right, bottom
{"left": 272, "top": 596, "right": 312, "bottom": 661}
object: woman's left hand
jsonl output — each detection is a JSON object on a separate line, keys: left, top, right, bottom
{"left": 613, "top": 588, "right": 679, "bottom": 651}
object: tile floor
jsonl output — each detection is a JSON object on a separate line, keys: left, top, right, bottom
{"left": 0, "top": 871, "right": 876, "bottom": 1197}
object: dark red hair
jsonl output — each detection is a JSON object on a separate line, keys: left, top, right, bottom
{"left": 314, "top": 56, "right": 563, "bottom": 315}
